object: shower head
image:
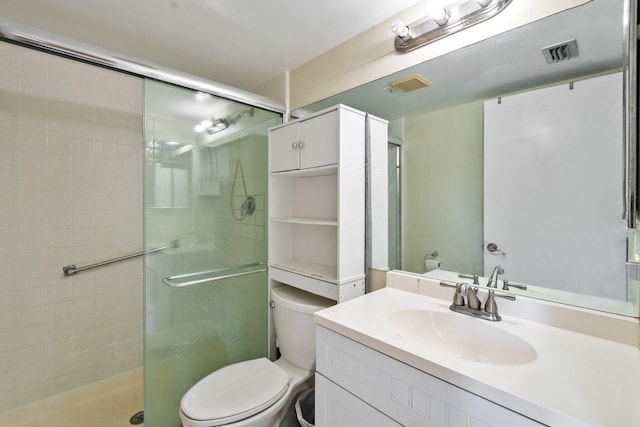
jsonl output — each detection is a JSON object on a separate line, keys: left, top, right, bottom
{"left": 206, "top": 118, "right": 229, "bottom": 134}
{"left": 197, "top": 107, "right": 255, "bottom": 134}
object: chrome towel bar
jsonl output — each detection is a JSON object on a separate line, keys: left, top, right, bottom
{"left": 63, "top": 239, "right": 179, "bottom": 276}
{"left": 163, "top": 263, "right": 267, "bottom": 288}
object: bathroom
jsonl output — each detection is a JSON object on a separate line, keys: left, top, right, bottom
{"left": 0, "top": 0, "right": 638, "bottom": 426}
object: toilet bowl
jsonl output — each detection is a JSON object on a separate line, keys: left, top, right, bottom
{"left": 179, "top": 285, "right": 334, "bottom": 427}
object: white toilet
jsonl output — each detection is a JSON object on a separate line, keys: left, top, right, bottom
{"left": 179, "top": 285, "right": 334, "bottom": 427}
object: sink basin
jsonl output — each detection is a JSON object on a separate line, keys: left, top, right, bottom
{"left": 387, "top": 309, "right": 537, "bottom": 365}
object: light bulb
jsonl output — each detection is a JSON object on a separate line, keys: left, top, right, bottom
{"left": 427, "top": 5, "right": 450, "bottom": 26}
{"left": 194, "top": 124, "right": 205, "bottom": 133}
{"left": 391, "top": 20, "right": 410, "bottom": 39}
{"left": 477, "top": 0, "right": 492, "bottom": 7}
{"left": 200, "top": 119, "right": 213, "bottom": 128}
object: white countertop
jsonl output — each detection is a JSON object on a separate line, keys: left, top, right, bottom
{"left": 314, "top": 287, "right": 640, "bottom": 427}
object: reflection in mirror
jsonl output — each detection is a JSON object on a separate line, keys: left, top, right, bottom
{"left": 145, "top": 141, "right": 192, "bottom": 208}
{"left": 298, "top": 0, "right": 639, "bottom": 316}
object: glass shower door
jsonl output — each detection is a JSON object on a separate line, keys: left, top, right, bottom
{"left": 143, "top": 80, "right": 281, "bottom": 427}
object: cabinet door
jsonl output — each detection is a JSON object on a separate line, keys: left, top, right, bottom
{"left": 299, "top": 110, "right": 339, "bottom": 169}
{"left": 316, "top": 374, "right": 401, "bottom": 427}
{"left": 269, "top": 122, "right": 300, "bottom": 172}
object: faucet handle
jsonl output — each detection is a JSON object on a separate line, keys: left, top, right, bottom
{"left": 483, "top": 288, "right": 515, "bottom": 321}
{"left": 439, "top": 281, "right": 469, "bottom": 307}
{"left": 502, "top": 279, "right": 528, "bottom": 291}
{"left": 484, "top": 290, "right": 499, "bottom": 317}
{"left": 458, "top": 273, "right": 479, "bottom": 285}
{"left": 465, "top": 286, "right": 481, "bottom": 310}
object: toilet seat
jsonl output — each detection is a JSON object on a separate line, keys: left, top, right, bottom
{"left": 181, "top": 358, "right": 289, "bottom": 426}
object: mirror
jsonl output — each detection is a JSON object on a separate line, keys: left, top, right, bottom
{"left": 298, "top": 0, "right": 639, "bottom": 316}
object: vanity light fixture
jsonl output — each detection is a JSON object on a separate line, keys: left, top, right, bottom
{"left": 393, "top": 0, "right": 513, "bottom": 53}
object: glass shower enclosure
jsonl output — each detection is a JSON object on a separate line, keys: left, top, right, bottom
{"left": 143, "top": 80, "right": 281, "bottom": 426}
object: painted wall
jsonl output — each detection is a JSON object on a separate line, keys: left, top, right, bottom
{"left": 0, "top": 42, "right": 143, "bottom": 411}
{"left": 289, "top": 0, "right": 590, "bottom": 110}
{"left": 402, "top": 101, "right": 484, "bottom": 275}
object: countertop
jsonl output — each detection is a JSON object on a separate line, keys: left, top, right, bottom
{"left": 314, "top": 287, "right": 640, "bottom": 427}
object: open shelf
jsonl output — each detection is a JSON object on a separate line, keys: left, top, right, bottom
{"left": 271, "top": 217, "right": 338, "bottom": 226}
{"left": 271, "top": 164, "right": 338, "bottom": 178}
{"left": 270, "top": 259, "right": 337, "bottom": 283}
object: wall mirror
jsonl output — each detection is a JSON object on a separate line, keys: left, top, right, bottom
{"left": 298, "top": 0, "right": 639, "bottom": 316}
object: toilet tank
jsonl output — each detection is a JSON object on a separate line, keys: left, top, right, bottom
{"left": 271, "top": 286, "right": 334, "bottom": 370}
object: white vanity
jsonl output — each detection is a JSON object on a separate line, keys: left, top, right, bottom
{"left": 314, "top": 271, "right": 640, "bottom": 427}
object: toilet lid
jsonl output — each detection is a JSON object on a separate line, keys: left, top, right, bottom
{"left": 181, "top": 358, "right": 289, "bottom": 424}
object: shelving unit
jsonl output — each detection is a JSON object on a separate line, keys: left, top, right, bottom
{"left": 268, "top": 105, "right": 367, "bottom": 302}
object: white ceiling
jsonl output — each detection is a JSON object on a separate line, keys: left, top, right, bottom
{"left": 0, "top": 0, "right": 422, "bottom": 91}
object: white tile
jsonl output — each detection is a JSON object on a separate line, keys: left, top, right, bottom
{"left": 49, "top": 228, "right": 73, "bottom": 248}
{"left": 0, "top": 329, "right": 22, "bottom": 353}
{"left": 47, "top": 134, "right": 72, "bottom": 156}
{"left": 19, "top": 379, "right": 48, "bottom": 405}
{"left": 48, "top": 282, "right": 73, "bottom": 304}
{"left": 47, "top": 106, "right": 74, "bottom": 138}
{"left": 95, "top": 141, "right": 116, "bottom": 160}
{"left": 0, "top": 369, "right": 20, "bottom": 394}
{"left": 21, "top": 286, "right": 49, "bottom": 308}
{"left": 48, "top": 372, "right": 74, "bottom": 395}
{"left": 48, "top": 335, "right": 73, "bottom": 358}
{"left": 47, "top": 172, "right": 73, "bottom": 193}
{"left": 72, "top": 227, "right": 95, "bottom": 247}
{"left": 71, "top": 136, "right": 95, "bottom": 159}
{"left": 19, "top": 361, "right": 48, "bottom": 386}
{"left": 21, "top": 324, "right": 49, "bottom": 347}
{"left": 0, "top": 208, "right": 19, "bottom": 232}
{"left": 48, "top": 301, "right": 74, "bottom": 323}
{"left": 0, "top": 310, "right": 21, "bottom": 333}
{"left": 71, "top": 155, "right": 95, "bottom": 177}
{"left": 20, "top": 305, "right": 49, "bottom": 327}
{"left": 0, "top": 348, "right": 20, "bottom": 374}
{"left": 15, "top": 343, "right": 49, "bottom": 369}
{"left": 0, "top": 290, "right": 21, "bottom": 313}
{"left": 72, "top": 366, "right": 97, "bottom": 388}
{"left": 48, "top": 155, "right": 72, "bottom": 175}
{"left": 19, "top": 54, "right": 47, "bottom": 98}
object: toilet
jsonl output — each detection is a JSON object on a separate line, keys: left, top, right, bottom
{"left": 179, "top": 285, "right": 334, "bottom": 427}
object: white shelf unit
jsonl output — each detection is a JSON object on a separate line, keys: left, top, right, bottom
{"left": 268, "top": 105, "right": 366, "bottom": 302}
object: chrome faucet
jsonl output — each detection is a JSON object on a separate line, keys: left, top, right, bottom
{"left": 486, "top": 265, "right": 504, "bottom": 288}
{"left": 486, "top": 266, "right": 528, "bottom": 291}
{"left": 440, "top": 280, "right": 515, "bottom": 322}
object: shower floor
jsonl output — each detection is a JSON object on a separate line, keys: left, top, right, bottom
{"left": 0, "top": 368, "right": 143, "bottom": 427}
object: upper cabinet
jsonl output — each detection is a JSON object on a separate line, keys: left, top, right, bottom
{"left": 269, "top": 108, "right": 341, "bottom": 172}
{"left": 268, "top": 105, "right": 386, "bottom": 302}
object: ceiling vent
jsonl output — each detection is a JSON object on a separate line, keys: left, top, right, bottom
{"left": 541, "top": 39, "right": 579, "bottom": 64}
{"left": 388, "top": 74, "right": 432, "bottom": 93}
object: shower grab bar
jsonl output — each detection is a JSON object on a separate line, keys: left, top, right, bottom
{"left": 63, "top": 239, "right": 180, "bottom": 276}
{"left": 163, "top": 262, "right": 267, "bottom": 288}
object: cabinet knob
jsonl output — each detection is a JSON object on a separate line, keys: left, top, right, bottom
{"left": 298, "top": 141, "right": 304, "bottom": 149}
{"left": 291, "top": 142, "right": 298, "bottom": 149}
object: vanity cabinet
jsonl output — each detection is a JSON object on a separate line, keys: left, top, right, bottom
{"left": 315, "top": 326, "right": 544, "bottom": 427}
{"left": 268, "top": 105, "right": 374, "bottom": 302}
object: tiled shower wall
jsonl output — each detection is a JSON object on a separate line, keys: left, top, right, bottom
{"left": 0, "top": 42, "right": 143, "bottom": 411}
